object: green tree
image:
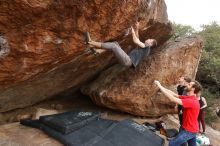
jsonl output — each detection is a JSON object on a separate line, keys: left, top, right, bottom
{"left": 199, "top": 22, "right": 220, "bottom": 55}
{"left": 171, "top": 22, "right": 195, "bottom": 40}
{"left": 197, "top": 22, "right": 220, "bottom": 94}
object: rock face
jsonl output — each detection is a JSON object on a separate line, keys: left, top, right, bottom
{"left": 0, "top": 0, "right": 172, "bottom": 112}
{"left": 81, "top": 36, "right": 203, "bottom": 117}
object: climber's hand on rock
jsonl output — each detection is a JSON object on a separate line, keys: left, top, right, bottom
{"left": 135, "top": 21, "right": 140, "bottom": 29}
{"left": 154, "top": 80, "right": 161, "bottom": 87}
{"left": 131, "top": 27, "right": 135, "bottom": 34}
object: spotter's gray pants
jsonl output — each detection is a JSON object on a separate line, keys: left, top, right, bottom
{"left": 101, "top": 42, "right": 132, "bottom": 67}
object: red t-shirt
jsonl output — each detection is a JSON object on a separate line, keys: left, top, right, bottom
{"left": 179, "top": 95, "right": 200, "bottom": 133}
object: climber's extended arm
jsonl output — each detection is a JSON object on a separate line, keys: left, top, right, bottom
{"left": 131, "top": 24, "right": 145, "bottom": 48}
{"left": 154, "top": 80, "right": 182, "bottom": 105}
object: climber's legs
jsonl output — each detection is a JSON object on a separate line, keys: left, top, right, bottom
{"left": 100, "top": 42, "right": 132, "bottom": 66}
{"left": 85, "top": 32, "right": 132, "bottom": 67}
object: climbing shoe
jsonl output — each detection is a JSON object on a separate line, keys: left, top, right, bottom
{"left": 84, "top": 32, "right": 91, "bottom": 44}
{"left": 85, "top": 47, "right": 99, "bottom": 56}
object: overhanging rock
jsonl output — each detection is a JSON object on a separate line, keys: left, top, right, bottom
{"left": 0, "top": 0, "right": 172, "bottom": 112}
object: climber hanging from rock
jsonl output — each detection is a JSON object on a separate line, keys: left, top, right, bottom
{"left": 84, "top": 22, "right": 157, "bottom": 68}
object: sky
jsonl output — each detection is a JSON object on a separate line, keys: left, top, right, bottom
{"left": 165, "top": 0, "right": 220, "bottom": 29}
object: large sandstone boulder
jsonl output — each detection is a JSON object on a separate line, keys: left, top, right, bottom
{"left": 81, "top": 36, "right": 203, "bottom": 117}
{"left": 0, "top": 0, "right": 172, "bottom": 112}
